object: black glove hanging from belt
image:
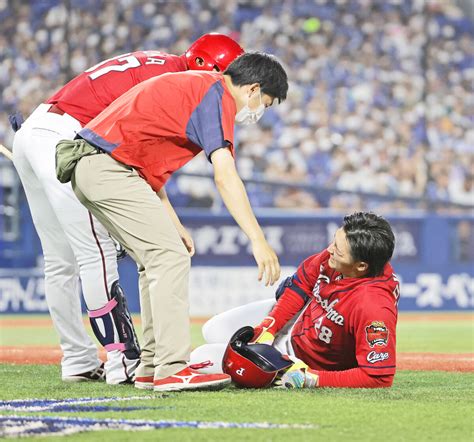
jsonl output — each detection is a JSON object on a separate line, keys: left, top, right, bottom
{"left": 9, "top": 112, "right": 24, "bottom": 132}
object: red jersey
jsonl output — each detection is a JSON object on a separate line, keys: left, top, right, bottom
{"left": 78, "top": 71, "right": 236, "bottom": 192}
{"left": 46, "top": 51, "right": 187, "bottom": 125}
{"left": 269, "top": 249, "right": 400, "bottom": 387}
{"left": 290, "top": 250, "right": 399, "bottom": 374}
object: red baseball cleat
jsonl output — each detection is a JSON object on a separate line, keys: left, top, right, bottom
{"left": 153, "top": 367, "right": 231, "bottom": 392}
{"left": 134, "top": 375, "right": 154, "bottom": 390}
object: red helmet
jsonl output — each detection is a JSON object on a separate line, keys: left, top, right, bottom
{"left": 222, "top": 326, "right": 293, "bottom": 388}
{"left": 185, "top": 33, "right": 244, "bottom": 72}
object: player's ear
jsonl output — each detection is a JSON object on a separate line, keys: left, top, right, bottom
{"left": 356, "top": 261, "right": 369, "bottom": 275}
{"left": 248, "top": 83, "right": 260, "bottom": 95}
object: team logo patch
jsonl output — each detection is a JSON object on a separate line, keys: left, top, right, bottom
{"left": 365, "top": 321, "right": 389, "bottom": 347}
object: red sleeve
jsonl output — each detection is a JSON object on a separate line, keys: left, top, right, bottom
{"left": 266, "top": 251, "right": 328, "bottom": 334}
{"left": 352, "top": 289, "right": 398, "bottom": 377}
{"left": 316, "top": 367, "right": 394, "bottom": 388}
{"left": 266, "top": 291, "right": 305, "bottom": 334}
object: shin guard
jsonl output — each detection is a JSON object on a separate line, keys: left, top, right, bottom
{"left": 88, "top": 281, "right": 140, "bottom": 360}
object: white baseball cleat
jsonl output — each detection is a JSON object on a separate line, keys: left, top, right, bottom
{"left": 62, "top": 363, "right": 105, "bottom": 382}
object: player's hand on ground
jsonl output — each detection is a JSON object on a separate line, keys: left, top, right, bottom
{"left": 252, "top": 316, "right": 276, "bottom": 344}
{"left": 281, "top": 360, "right": 319, "bottom": 389}
{"left": 177, "top": 225, "right": 195, "bottom": 256}
{"left": 251, "top": 239, "right": 280, "bottom": 286}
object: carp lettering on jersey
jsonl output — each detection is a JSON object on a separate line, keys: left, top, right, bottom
{"left": 364, "top": 320, "right": 390, "bottom": 364}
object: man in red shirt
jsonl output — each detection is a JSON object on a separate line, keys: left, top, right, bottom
{"left": 12, "top": 34, "right": 243, "bottom": 384}
{"left": 191, "top": 212, "right": 400, "bottom": 388}
{"left": 56, "top": 52, "right": 288, "bottom": 391}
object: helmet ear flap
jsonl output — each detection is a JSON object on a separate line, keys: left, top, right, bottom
{"left": 229, "top": 326, "right": 255, "bottom": 346}
{"left": 186, "top": 50, "right": 216, "bottom": 71}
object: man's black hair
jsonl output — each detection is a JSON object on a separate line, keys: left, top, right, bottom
{"left": 342, "top": 212, "right": 395, "bottom": 278}
{"left": 224, "top": 52, "right": 288, "bottom": 103}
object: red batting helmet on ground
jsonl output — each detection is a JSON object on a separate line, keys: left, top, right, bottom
{"left": 185, "top": 33, "right": 244, "bottom": 72}
{"left": 222, "top": 326, "right": 293, "bottom": 388}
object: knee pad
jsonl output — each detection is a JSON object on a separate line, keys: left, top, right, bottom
{"left": 88, "top": 281, "right": 141, "bottom": 360}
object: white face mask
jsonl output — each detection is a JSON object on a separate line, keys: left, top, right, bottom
{"left": 235, "top": 91, "right": 265, "bottom": 125}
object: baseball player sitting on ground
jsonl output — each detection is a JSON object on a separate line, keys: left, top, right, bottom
{"left": 191, "top": 212, "right": 400, "bottom": 388}
{"left": 11, "top": 34, "right": 243, "bottom": 384}
{"left": 55, "top": 51, "right": 288, "bottom": 391}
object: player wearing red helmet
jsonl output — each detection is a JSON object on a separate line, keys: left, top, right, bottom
{"left": 45, "top": 33, "right": 243, "bottom": 126}
{"left": 12, "top": 34, "right": 243, "bottom": 385}
{"left": 185, "top": 33, "right": 244, "bottom": 71}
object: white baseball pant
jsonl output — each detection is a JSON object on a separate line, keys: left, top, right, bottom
{"left": 190, "top": 299, "right": 297, "bottom": 373}
{"left": 12, "top": 104, "right": 134, "bottom": 383}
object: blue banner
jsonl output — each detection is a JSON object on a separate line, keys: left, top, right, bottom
{"left": 0, "top": 214, "right": 472, "bottom": 314}
{"left": 181, "top": 214, "right": 424, "bottom": 265}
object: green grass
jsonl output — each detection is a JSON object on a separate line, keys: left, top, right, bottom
{"left": 1, "top": 364, "right": 473, "bottom": 441}
{"left": 0, "top": 317, "right": 204, "bottom": 349}
{"left": 2, "top": 313, "right": 473, "bottom": 353}
{"left": 397, "top": 320, "right": 474, "bottom": 353}
{"left": 0, "top": 326, "right": 60, "bottom": 346}
{"left": 1, "top": 313, "right": 473, "bottom": 440}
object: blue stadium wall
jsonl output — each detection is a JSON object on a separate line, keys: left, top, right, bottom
{"left": 0, "top": 212, "right": 472, "bottom": 314}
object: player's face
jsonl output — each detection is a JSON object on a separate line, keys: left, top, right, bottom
{"left": 327, "top": 228, "right": 359, "bottom": 277}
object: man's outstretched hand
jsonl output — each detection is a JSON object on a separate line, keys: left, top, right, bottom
{"left": 251, "top": 238, "right": 280, "bottom": 286}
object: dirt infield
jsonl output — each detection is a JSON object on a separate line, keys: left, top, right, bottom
{"left": 0, "top": 312, "right": 471, "bottom": 328}
{"left": 1, "top": 313, "right": 472, "bottom": 372}
{"left": 397, "top": 353, "right": 473, "bottom": 372}
{"left": 0, "top": 346, "right": 472, "bottom": 372}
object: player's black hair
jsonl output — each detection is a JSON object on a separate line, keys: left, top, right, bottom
{"left": 342, "top": 212, "right": 395, "bottom": 278}
{"left": 224, "top": 52, "right": 288, "bottom": 103}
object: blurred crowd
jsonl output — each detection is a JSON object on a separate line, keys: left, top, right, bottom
{"left": 1, "top": 0, "right": 473, "bottom": 213}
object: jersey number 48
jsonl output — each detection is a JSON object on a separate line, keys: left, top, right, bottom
{"left": 314, "top": 316, "right": 333, "bottom": 344}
